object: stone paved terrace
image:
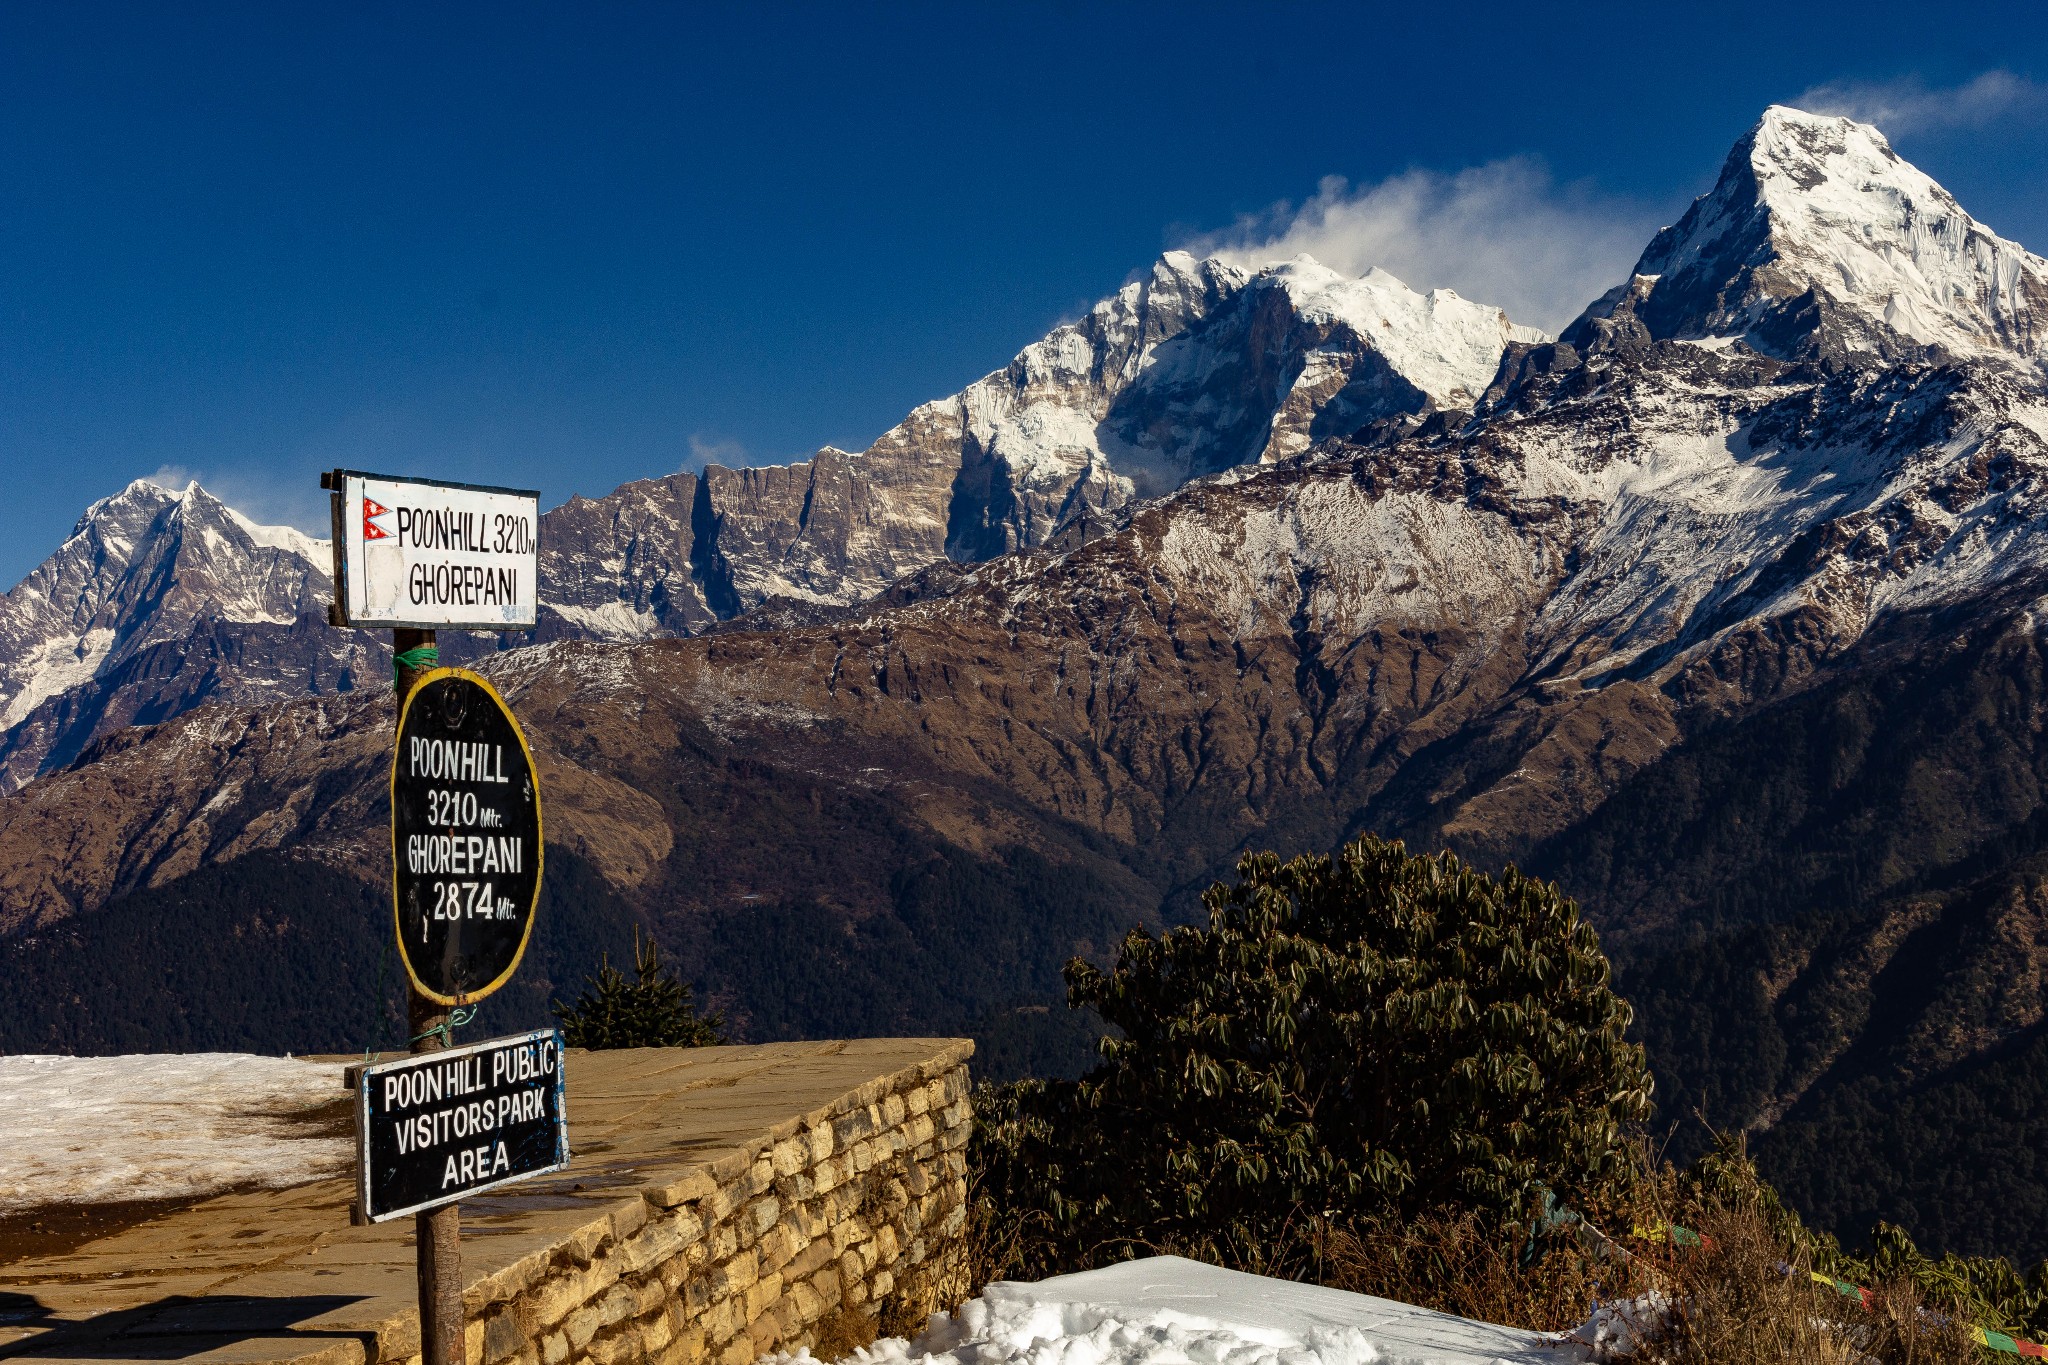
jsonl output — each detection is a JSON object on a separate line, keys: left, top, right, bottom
{"left": 0, "top": 1039, "right": 974, "bottom": 1365}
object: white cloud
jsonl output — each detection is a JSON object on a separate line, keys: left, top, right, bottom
{"left": 1181, "top": 159, "right": 1663, "bottom": 334}
{"left": 143, "top": 464, "right": 201, "bottom": 492}
{"left": 685, "top": 432, "right": 749, "bottom": 472}
{"left": 1791, "top": 70, "right": 2044, "bottom": 137}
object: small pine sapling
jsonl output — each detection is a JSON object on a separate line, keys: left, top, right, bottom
{"left": 552, "top": 932, "right": 725, "bottom": 1049}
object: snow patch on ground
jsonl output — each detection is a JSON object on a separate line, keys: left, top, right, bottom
{"left": 549, "top": 600, "right": 665, "bottom": 641}
{"left": 0, "top": 1053, "right": 350, "bottom": 1210}
{"left": 793, "top": 1257, "right": 1572, "bottom": 1365}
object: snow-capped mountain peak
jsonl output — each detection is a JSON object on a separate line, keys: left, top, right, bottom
{"left": 954, "top": 248, "right": 1547, "bottom": 510}
{"left": 1569, "top": 104, "right": 2048, "bottom": 369}
{"left": 0, "top": 479, "right": 338, "bottom": 752}
{"left": 1257, "top": 255, "right": 1549, "bottom": 420}
{"left": 57, "top": 477, "right": 324, "bottom": 569}
{"left": 998, "top": 250, "right": 1247, "bottom": 403}
{"left": 681, "top": 247, "right": 1548, "bottom": 599}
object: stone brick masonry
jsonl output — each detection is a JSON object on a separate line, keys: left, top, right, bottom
{"left": 466, "top": 1045, "right": 972, "bottom": 1365}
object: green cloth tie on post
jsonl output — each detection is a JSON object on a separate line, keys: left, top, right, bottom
{"left": 393, "top": 644, "right": 439, "bottom": 686}
{"left": 411, "top": 1005, "right": 478, "bottom": 1050}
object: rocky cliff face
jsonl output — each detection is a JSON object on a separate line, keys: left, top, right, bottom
{"left": 535, "top": 472, "right": 713, "bottom": 640}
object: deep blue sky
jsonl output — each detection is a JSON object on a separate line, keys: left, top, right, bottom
{"left": 4, "top": 2, "right": 2046, "bottom": 586}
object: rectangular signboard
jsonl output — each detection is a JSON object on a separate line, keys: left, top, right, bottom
{"left": 328, "top": 469, "right": 540, "bottom": 631}
{"left": 356, "top": 1028, "right": 569, "bottom": 1222}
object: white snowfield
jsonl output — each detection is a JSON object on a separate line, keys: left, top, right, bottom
{"left": 805, "top": 1256, "right": 1580, "bottom": 1365}
{"left": 0, "top": 1053, "right": 349, "bottom": 1210}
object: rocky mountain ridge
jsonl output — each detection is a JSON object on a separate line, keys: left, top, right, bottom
{"left": 0, "top": 249, "right": 1542, "bottom": 791}
{"left": 9, "top": 105, "right": 2048, "bottom": 1257}
{"left": 547, "top": 248, "right": 1545, "bottom": 620}
{"left": 10, "top": 107, "right": 2048, "bottom": 919}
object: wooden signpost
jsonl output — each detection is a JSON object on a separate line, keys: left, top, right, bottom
{"left": 322, "top": 468, "right": 546, "bottom": 1365}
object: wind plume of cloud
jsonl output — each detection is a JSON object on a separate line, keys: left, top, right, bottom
{"left": 141, "top": 462, "right": 330, "bottom": 537}
{"left": 685, "top": 433, "right": 750, "bottom": 472}
{"left": 1791, "top": 70, "right": 2044, "bottom": 137}
{"left": 1182, "top": 159, "right": 1662, "bottom": 335}
{"left": 144, "top": 464, "right": 202, "bottom": 492}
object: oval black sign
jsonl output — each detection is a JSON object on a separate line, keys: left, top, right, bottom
{"left": 391, "top": 668, "right": 544, "bottom": 1004}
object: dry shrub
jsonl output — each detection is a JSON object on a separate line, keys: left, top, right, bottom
{"left": 1319, "top": 1208, "right": 1645, "bottom": 1332}
{"left": 1857, "top": 1280, "right": 1983, "bottom": 1365}
{"left": 962, "top": 1167, "right": 1052, "bottom": 1291}
{"left": 1644, "top": 1199, "right": 1862, "bottom": 1364}
{"left": 1639, "top": 1184, "right": 1979, "bottom": 1364}
{"left": 809, "top": 1307, "right": 880, "bottom": 1360}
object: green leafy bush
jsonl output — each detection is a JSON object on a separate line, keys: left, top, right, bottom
{"left": 976, "top": 835, "right": 1654, "bottom": 1271}
{"left": 553, "top": 934, "right": 725, "bottom": 1049}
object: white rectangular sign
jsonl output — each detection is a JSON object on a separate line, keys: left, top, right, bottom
{"left": 332, "top": 471, "right": 540, "bottom": 630}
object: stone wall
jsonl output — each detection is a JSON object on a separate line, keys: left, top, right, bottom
{"left": 459, "top": 1042, "right": 973, "bottom": 1365}
{"left": 0, "top": 1038, "right": 975, "bottom": 1365}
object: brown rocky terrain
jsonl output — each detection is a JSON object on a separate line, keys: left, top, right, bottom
{"left": 9, "top": 322, "right": 2046, "bottom": 939}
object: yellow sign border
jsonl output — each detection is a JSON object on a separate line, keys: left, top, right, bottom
{"left": 390, "top": 666, "right": 545, "bottom": 1007}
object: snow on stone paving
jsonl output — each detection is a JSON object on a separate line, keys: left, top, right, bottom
{"left": 0, "top": 1053, "right": 349, "bottom": 1210}
{"left": 796, "top": 1256, "right": 1575, "bottom": 1365}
